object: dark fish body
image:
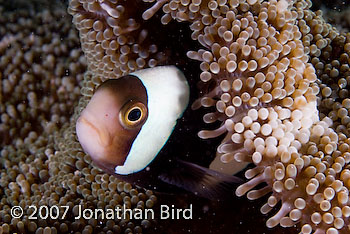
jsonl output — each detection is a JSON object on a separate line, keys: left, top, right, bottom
{"left": 76, "top": 66, "right": 242, "bottom": 200}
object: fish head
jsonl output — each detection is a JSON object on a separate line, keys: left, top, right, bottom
{"left": 76, "top": 66, "right": 190, "bottom": 175}
{"left": 76, "top": 75, "right": 148, "bottom": 173}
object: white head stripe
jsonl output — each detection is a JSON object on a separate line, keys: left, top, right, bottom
{"left": 115, "top": 66, "right": 189, "bottom": 175}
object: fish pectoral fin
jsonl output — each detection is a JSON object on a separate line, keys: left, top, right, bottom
{"left": 158, "top": 159, "right": 244, "bottom": 201}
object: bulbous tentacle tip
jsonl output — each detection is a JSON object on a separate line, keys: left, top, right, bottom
{"left": 235, "top": 184, "right": 248, "bottom": 197}
{"left": 142, "top": 0, "right": 169, "bottom": 20}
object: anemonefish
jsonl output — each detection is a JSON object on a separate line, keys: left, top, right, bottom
{"left": 76, "top": 66, "right": 242, "bottom": 200}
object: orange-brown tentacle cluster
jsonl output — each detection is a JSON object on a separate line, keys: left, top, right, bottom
{"left": 68, "top": 0, "right": 165, "bottom": 82}
{"left": 142, "top": 0, "right": 350, "bottom": 233}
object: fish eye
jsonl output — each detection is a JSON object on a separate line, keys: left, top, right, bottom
{"left": 127, "top": 107, "right": 142, "bottom": 121}
{"left": 120, "top": 100, "right": 148, "bottom": 129}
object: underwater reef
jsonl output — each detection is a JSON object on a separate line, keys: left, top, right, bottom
{"left": 1, "top": 0, "right": 350, "bottom": 233}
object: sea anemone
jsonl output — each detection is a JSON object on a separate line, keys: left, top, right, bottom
{"left": 140, "top": 0, "right": 350, "bottom": 233}
{"left": 0, "top": 2, "right": 158, "bottom": 233}
{"left": 1, "top": 0, "right": 350, "bottom": 233}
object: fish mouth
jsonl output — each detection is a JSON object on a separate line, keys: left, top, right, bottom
{"left": 77, "top": 116, "right": 111, "bottom": 147}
